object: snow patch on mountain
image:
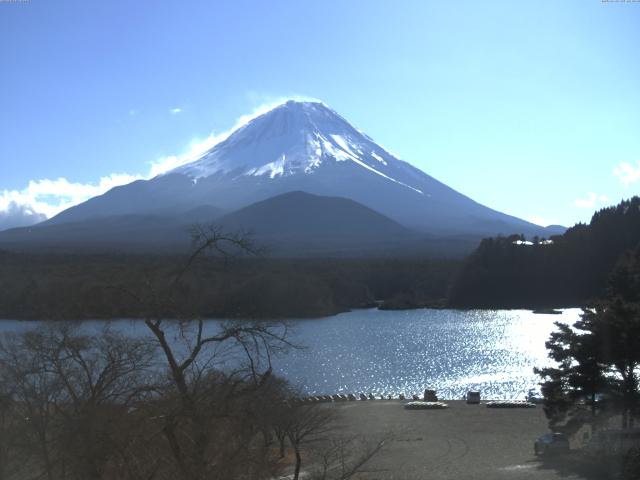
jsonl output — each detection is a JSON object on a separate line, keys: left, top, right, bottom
{"left": 246, "top": 155, "right": 286, "bottom": 178}
{"left": 371, "top": 152, "right": 387, "bottom": 165}
{"left": 172, "top": 100, "right": 424, "bottom": 195}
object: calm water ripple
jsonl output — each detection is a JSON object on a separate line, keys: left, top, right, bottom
{"left": 0, "top": 308, "right": 580, "bottom": 400}
{"left": 273, "top": 308, "right": 581, "bottom": 400}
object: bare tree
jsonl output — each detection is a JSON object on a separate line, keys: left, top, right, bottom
{"left": 137, "top": 321, "right": 292, "bottom": 480}
{"left": 274, "top": 399, "right": 390, "bottom": 480}
{"left": 0, "top": 324, "right": 156, "bottom": 480}
{"left": 0, "top": 381, "right": 17, "bottom": 480}
{"left": 285, "top": 403, "right": 334, "bottom": 480}
{"left": 113, "top": 225, "right": 294, "bottom": 480}
{"left": 309, "top": 434, "right": 390, "bottom": 480}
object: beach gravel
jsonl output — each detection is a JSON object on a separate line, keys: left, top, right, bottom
{"left": 330, "top": 400, "right": 587, "bottom": 480}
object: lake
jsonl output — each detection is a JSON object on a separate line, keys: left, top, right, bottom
{"left": 277, "top": 308, "right": 581, "bottom": 399}
{"left": 0, "top": 308, "right": 580, "bottom": 400}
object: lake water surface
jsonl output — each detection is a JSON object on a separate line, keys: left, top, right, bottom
{"left": 0, "top": 308, "right": 580, "bottom": 400}
{"left": 278, "top": 308, "right": 580, "bottom": 400}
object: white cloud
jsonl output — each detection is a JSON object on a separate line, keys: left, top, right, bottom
{"left": 613, "top": 161, "right": 640, "bottom": 187}
{"left": 0, "top": 202, "right": 47, "bottom": 231}
{"left": 0, "top": 96, "right": 318, "bottom": 230}
{"left": 170, "top": 107, "right": 182, "bottom": 115}
{"left": 574, "top": 192, "right": 609, "bottom": 209}
{"left": 0, "top": 173, "right": 142, "bottom": 229}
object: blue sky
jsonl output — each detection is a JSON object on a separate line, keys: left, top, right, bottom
{"left": 1, "top": 0, "right": 639, "bottom": 229}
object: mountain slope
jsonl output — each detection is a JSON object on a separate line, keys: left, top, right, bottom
{"left": 0, "top": 206, "right": 224, "bottom": 252}
{"left": 1, "top": 193, "right": 459, "bottom": 256}
{"left": 215, "top": 191, "right": 422, "bottom": 255}
{"left": 45, "top": 100, "right": 553, "bottom": 238}
{"left": 219, "top": 191, "right": 411, "bottom": 238}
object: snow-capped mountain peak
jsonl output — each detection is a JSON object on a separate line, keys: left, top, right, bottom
{"left": 40, "top": 99, "right": 550, "bottom": 240}
{"left": 172, "top": 100, "right": 423, "bottom": 194}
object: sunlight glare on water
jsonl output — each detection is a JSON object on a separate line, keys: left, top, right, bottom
{"left": 273, "top": 308, "right": 581, "bottom": 400}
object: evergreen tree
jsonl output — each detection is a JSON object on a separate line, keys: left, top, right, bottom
{"left": 537, "top": 244, "right": 640, "bottom": 429}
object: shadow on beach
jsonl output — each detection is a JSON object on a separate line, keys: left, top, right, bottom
{"left": 532, "top": 452, "right": 622, "bottom": 480}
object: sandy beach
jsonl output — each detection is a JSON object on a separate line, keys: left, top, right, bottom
{"left": 328, "top": 400, "right": 590, "bottom": 480}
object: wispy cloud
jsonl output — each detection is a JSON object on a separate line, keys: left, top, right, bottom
{"left": 1, "top": 97, "right": 311, "bottom": 230}
{"left": 170, "top": 107, "right": 182, "bottom": 115}
{"left": 613, "top": 161, "right": 640, "bottom": 187}
{"left": 574, "top": 192, "right": 609, "bottom": 209}
{"left": 147, "top": 133, "right": 225, "bottom": 177}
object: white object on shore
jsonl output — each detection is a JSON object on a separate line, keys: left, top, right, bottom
{"left": 486, "top": 400, "right": 536, "bottom": 408}
{"left": 404, "top": 401, "right": 449, "bottom": 410}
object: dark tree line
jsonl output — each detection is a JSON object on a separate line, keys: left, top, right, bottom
{"left": 0, "top": 248, "right": 458, "bottom": 320}
{"left": 449, "top": 196, "right": 640, "bottom": 308}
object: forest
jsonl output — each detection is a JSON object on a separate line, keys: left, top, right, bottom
{"left": 448, "top": 197, "right": 640, "bottom": 308}
{"left": 0, "top": 244, "right": 457, "bottom": 320}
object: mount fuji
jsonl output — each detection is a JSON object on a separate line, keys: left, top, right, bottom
{"left": 0, "top": 100, "right": 562, "bottom": 254}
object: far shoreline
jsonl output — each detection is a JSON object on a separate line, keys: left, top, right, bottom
{"left": 0, "top": 304, "right": 579, "bottom": 322}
